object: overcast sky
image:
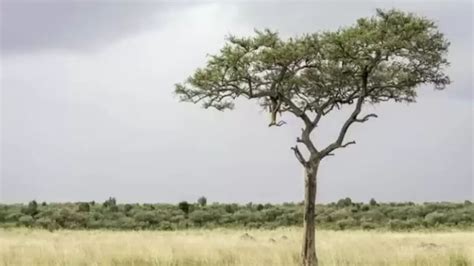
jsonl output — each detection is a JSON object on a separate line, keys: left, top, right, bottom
{"left": 1, "top": 1, "right": 472, "bottom": 204}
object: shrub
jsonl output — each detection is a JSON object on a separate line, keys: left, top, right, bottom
{"left": 178, "top": 201, "right": 190, "bottom": 215}
{"left": 103, "top": 197, "right": 117, "bottom": 208}
{"left": 224, "top": 204, "right": 238, "bottom": 213}
{"left": 134, "top": 211, "right": 158, "bottom": 225}
{"left": 197, "top": 196, "right": 207, "bottom": 207}
{"left": 330, "top": 208, "right": 352, "bottom": 221}
{"left": 406, "top": 218, "right": 422, "bottom": 228}
{"left": 117, "top": 217, "right": 136, "bottom": 229}
{"left": 109, "top": 205, "right": 119, "bottom": 212}
{"left": 6, "top": 212, "right": 23, "bottom": 222}
{"left": 35, "top": 217, "right": 53, "bottom": 229}
{"left": 123, "top": 204, "right": 134, "bottom": 213}
{"left": 369, "top": 198, "right": 377, "bottom": 206}
{"left": 388, "top": 219, "right": 406, "bottom": 230}
{"left": 361, "top": 222, "right": 376, "bottom": 230}
{"left": 18, "top": 215, "right": 34, "bottom": 227}
{"left": 22, "top": 200, "right": 38, "bottom": 216}
{"left": 159, "top": 221, "right": 173, "bottom": 230}
{"left": 337, "top": 217, "right": 357, "bottom": 230}
{"left": 424, "top": 211, "right": 447, "bottom": 226}
{"left": 363, "top": 209, "right": 386, "bottom": 223}
{"left": 78, "top": 202, "right": 90, "bottom": 212}
{"left": 189, "top": 210, "right": 211, "bottom": 226}
{"left": 337, "top": 197, "right": 352, "bottom": 208}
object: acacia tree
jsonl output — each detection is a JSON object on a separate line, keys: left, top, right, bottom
{"left": 175, "top": 9, "right": 449, "bottom": 266}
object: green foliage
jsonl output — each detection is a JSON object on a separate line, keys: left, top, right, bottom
{"left": 78, "top": 202, "right": 90, "bottom": 212}
{"left": 370, "top": 198, "right": 377, "bottom": 206}
{"left": 424, "top": 211, "right": 448, "bottom": 226}
{"left": 103, "top": 197, "right": 116, "bottom": 208}
{"left": 175, "top": 9, "right": 449, "bottom": 125}
{"left": 197, "top": 196, "right": 207, "bottom": 207}
{"left": 337, "top": 217, "right": 358, "bottom": 230}
{"left": 35, "top": 217, "right": 53, "bottom": 229}
{"left": 18, "top": 215, "right": 34, "bottom": 227}
{"left": 1, "top": 199, "right": 472, "bottom": 231}
{"left": 361, "top": 222, "right": 376, "bottom": 230}
{"left": 189, "top": 210, "right": 212, "bottom": 226}
{"left": 22, "top": 200, "right": 38, "bottom": 216}
{"left": 124, "top": 204, "right": 134, "bottom": 213}
{"left": 337, "top": 197, "right": 353, "bottom": 208}
{"left": 178, "top": 201, "right": 190, "bottom": 215}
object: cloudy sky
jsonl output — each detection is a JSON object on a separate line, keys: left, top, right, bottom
{"left": 1, "top": 1, "right": 472, "bottom": 204}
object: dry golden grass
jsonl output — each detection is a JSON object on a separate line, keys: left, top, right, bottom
{"left": 0, "top": 228, "right": 472, "bottom": 266}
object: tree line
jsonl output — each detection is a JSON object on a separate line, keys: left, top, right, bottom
{"left": 0, "top": 197, "right": 472, "bottom": 231}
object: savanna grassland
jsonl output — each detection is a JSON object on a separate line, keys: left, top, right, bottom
{"left": 0, "top": 228, "right": 472, "bottom": 266}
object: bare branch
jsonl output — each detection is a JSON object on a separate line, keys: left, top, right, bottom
{"left": 296, "top": 127, "right": 319, "bottom": 156}
{"left": 291, "top": 145, "right": 308, "bottom": 166}
{"left": 279, "top": 96, "right": 313, "bottom": 127}
{"left": 355, "top": 113, "right": 378, "bottom": 123}
{"left": 312, "top": 112, "right": 322, "bottom": 127}
{"left": 341, "top": 140, "right": 356, "bottom": 148}
{"left": 319, "top": 68, "right": 369, "bottom": 157}
{"left": 269, "top": 120, "right": 287, "bottom": 127}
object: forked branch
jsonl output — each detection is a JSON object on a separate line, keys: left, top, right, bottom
{"left": 291, "top": 145, "right": 308, "bottom": 167}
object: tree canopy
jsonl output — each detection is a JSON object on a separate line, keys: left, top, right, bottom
{"left": 175, "top": 9, "right": 449, "bottom": 161}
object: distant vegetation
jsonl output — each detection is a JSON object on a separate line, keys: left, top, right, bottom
{"left": 0, "top": 197, "right": 472, "bottom": 231}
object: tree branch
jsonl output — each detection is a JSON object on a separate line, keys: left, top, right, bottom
{"left": 341, "top": 140, "right": 356, "bottom": 148}
{"left": 298, "top": 126, "right": 319, "bottom": 155}
{"left": 355, "top": 113, "right": 378, "bottom": 122}
{"left": 291, "top": 145, "right": 308, "bottom": 167}
{"left": 279, "top": 95, "right": 313, "bottom": 127}
{"left": 319, "top": 68, "right": 369, "bottom": 157}
{"left": 312, "top": 112, "right": 322, "bottom": 127}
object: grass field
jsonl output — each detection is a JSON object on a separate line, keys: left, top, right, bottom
{"left": 0, "top": 228, "right": 472, "bottom": 266}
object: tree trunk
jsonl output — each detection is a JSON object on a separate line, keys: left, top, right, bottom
{"left": 301, "top": 161, "right": 319, "bottom": 266}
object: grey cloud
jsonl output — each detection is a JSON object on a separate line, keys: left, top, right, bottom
{"left": 0, "top": 1, "right": 192, "bottom": 54}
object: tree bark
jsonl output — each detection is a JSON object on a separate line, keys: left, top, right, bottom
{"left": 301, "top": 161, "right": 319, "bottom": 266}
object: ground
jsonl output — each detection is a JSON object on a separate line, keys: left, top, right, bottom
{"left": 0, "top": 228, "right": 472, "bottom": 266}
